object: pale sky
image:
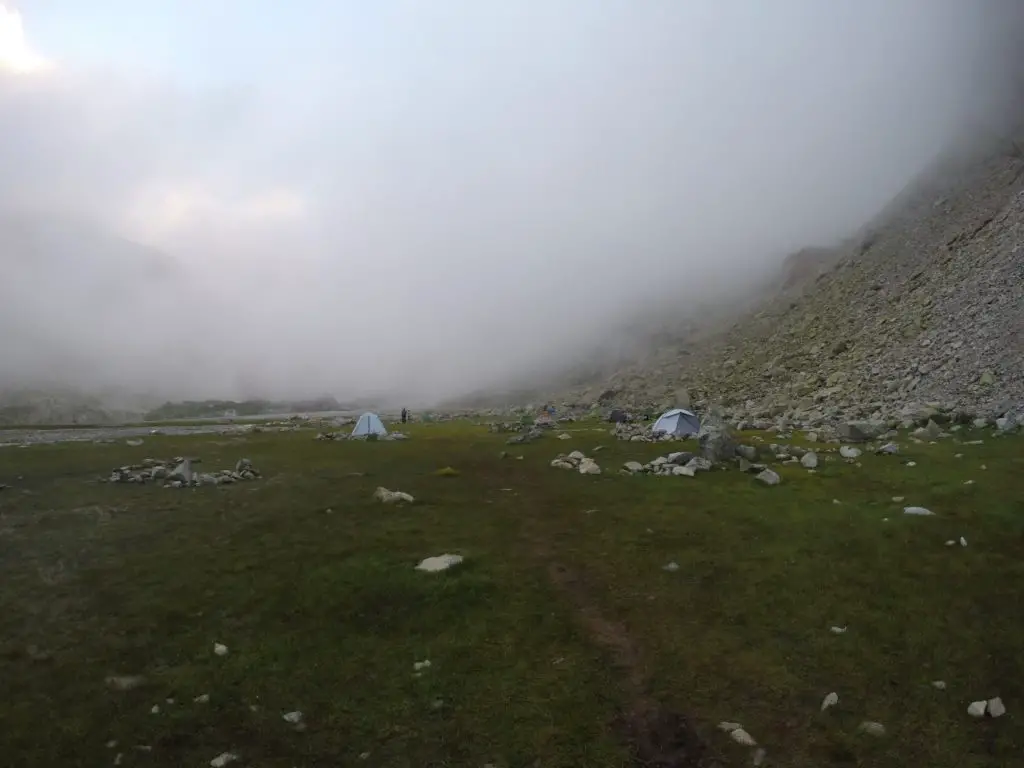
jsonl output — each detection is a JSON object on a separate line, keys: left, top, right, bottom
{"left": 1, "top": 1, "right": 1022, "bottom": 404}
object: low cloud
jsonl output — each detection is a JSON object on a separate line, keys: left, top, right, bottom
{"left": 2, "top": 1, "right": 1023, "bottom": 404}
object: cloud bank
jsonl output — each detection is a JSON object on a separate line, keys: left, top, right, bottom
{"left": 1, "top": 0, "right": 1022, "bottom": 405}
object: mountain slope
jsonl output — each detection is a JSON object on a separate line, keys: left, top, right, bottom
{"left": 556, "top": 141, "right": 1024, "bottom": 425}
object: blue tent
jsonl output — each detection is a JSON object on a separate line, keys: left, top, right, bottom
{"left": 351, "top": 412, "right": 388, "bottom": 437}
{"left": 651, "top": 408, "right": 700, "bottom": 437}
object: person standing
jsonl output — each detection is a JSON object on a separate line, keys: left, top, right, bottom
{"left": 400, "top": 407, "right": 408, "bottom": 424}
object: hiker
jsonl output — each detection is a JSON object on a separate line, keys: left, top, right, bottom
{"left": 400, "top": 407, "right": 408, "bottom": 424}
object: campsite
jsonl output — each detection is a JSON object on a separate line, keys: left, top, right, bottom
{"left": 1, "top": 413, "right": 1022, "bottom": 768}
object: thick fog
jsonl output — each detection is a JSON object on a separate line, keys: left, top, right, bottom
{"left": 1, "top": 1, "right": 1022, "bottom": 405}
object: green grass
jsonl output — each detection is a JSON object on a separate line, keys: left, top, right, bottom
{"left": 0, "top": 422, "right": 1022, "bottom": 767}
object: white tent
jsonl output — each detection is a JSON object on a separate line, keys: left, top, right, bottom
{"left": 352, "top": 412, "right": 388, "bottom": 437}
{"left": 651, "top": 408, "right": 700, "bottom": 437}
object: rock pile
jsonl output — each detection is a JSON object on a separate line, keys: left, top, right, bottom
{"left": 315, "top": 431, "right": 408, "bottom": 442}
{"left": 612, "top": 422, "right": 688, "bottom": 442}
{"left": 104, "top": 457, "right": 261, "bottom": 488}
{"left": 621, "top": 451, "right": 710, "bottom": 477}
{"left": 507, "top": 428, "right": 545, "bottom": 445}
{"left": 550, "top": 451, "right": 602, "bottom": 474}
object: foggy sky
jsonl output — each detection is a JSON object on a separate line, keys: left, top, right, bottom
{"left": 1, "top": 1, "right": 1022, "bottom": 405}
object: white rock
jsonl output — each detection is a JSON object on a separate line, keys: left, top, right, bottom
{"left": 858, "top": 721, "right": 886, "bottom": 737}
{"left": 821, "top": 691, "right": 839, "bottom": 711}
{"left": 967, "top": 700, "right": 988, "bottom": 718}
{"left": 283, "top": 711, "right": 303, "bottom": 724}
{"left": 892, "top": 496, "right": 905, "bottom": 502}
{"left": 194, "top": 693, "right": 210, "bottom": 703}
{"left": 210, "top": 753, "right": 240, "bottom": 768}
{"left": 717, "top": 721, "right": 742, "bottom": 732}
{"left": 903, "top": 506, "right": 934, "bottom": 516}
{"left": 730, "top": 728, "right": 757, "bottom": 746}
{"left": 413, "top": 660, "right": 432, "bottom": 671}
{"left": 960, "top": 536, "right": 968, "bottom": 547}
{"left": 672, "top": 465, "right": 696, "bottom": 477}
{"left": 568, "top": 450, "right": 586, "bottom": 460}
{"left": 662, "top": 562, "right": 680, "bottom": 572}
{"left": 906, "top": 461, "right": 917, "bottom": 467}
{"left": 214, "top": 643, "right": 229, "bottom": 656}
{"left": 752, "top": 747, "right": 767, "bottom": 767}
{"left": 756, "top": 469, "right": 781, "bottom": 486}
{"left": 829, "top": 626, "right": 847, "bottom": 634}
{"left": 415, "top": 554, "right": 464, "bottom": 572}
{"left": 374, "top": 487, "right": 414, "bottom": 504}
{"left": 932, "top": 680, "right": 947, "bottom": 690}
{"left": 558, "top": 433, "right": 571, "bottom": 440}
{"left": 800, "top": 451, "right": 818, "bottom": 469}
{"left": 623, "top": 461, "right": 644, "bottom": 473}
{"left": 988, "top": 697, "right": 1006, "bottom": 717}
{"left": 150, "top": 704, "right": 160, "bottom": 714}
{"left": 578, "top": 458, "right": 601, "bottom": 475}
{"left": 839, "top": 446, "right": 861, "bottom": 459}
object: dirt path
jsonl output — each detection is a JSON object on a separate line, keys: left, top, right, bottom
{"left": 524, "top": 526, "right": 725, "bottom": 768}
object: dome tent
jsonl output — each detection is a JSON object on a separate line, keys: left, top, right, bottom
{"left": 351, "top": 412, "right": 387, "bottom": 437}
{"left": 651, "top": 408, "right": 700, "bottom": 438}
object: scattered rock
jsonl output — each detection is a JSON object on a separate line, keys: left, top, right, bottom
{"left": 752, "top": 747, "right": 767, "bottom": 767}
{"left": 988, "top": 697, "right": 1006, "bottom": 718}
{"left": 821, "top": 692, "right": 839, "bottom": 711}
{"left": 210, "top": 753, "right": 240, "bottom": 768}
{"left": 839, "top": 446, "right": 862, "bottom": 459}
{"left": 967, "top": 700, "right": 988, "bottom": 718}
{"left": 829, "top": 626, "right": 847, "bottom": 635}
{"left": 413, "top": 660, "right": 432, "bottom": 671}
{"left": 374, "top": 487, "right": 414, "bottom": 504}
{"left": 858, "top": 721, "right": 886, "bottom": 737}
{"left": 800, "top": 451, "right": 819, "bottom": 468}
{"left": 903, "top": 506, "right": 934, "bottom": 516}
{"left": 662, "top": 562, "right": 680, "bottom": 572}
{"left": 756, "top": 469, "right": 781, "bottom": 486}
{"left": 283, "top": 711, "right": 304, "bottom": 725}
{"left": 730, "top": 728, "right": 757, "bottom": 747}
{"left": 213, "top": 643, "right": 228, "bottom": 656}
{"left": 415, "top": 554, "right": 464, "bottom": 573}
{"left": 105, "top": 675, "right": 146, "bottom": 691}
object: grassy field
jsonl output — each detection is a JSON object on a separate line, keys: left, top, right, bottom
{"left": 1, "top": 421, "right": 1022, "bottom": 767}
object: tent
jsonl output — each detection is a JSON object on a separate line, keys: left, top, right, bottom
{"left": 352, "top": 412, "right": 388, "bottom": 437}
{"left": 651, "top": 408, "right": 700, "bottom": 437}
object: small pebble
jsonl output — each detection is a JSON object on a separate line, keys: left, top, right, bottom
{"left": 730, "top": 728, "right": 757, "bottom": 746}
{"left": 414, "top": 660, "right": 432, "bottom": 671}
{"left": 967, "top": 700, "right": 987, "bottom": 718}
{"left": 194, "top": 693, "right": 210, "bottom": 703}
{"left": 752, "top": 747, "right": 767, "bottom": 767}
{"left": 214, "top": 643, "right": 228, "bottom": 656}
{"left": 858, "top": 721, "right": 886, "bottom": 737}
{"left": 210, "top": 753, "right": 239, "bottom": 768}
{"left": 830, "top": 626, "right": 847, "bottom": 634}
{"left": 150, "top": 704, "right": 160, "bottom": 714}
{"left": 662, "top": 562, "right": 680, "bottom": 572}
{"left": 821, "top": 692, "right": 839, "bottom": 711}
{"left": 932, "top": 680, "right": 947, "bottom": 690}
{"left": 283, "top": 711, "right": 303, "bottom": 724}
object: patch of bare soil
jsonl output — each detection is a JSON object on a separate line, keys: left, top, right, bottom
{"left": 546, "top": 560, "right": 725, "bottom": 768}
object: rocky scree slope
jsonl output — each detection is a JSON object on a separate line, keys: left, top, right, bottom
{"left": 562, "top": 145, "right": 1024, "bottom": 426}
